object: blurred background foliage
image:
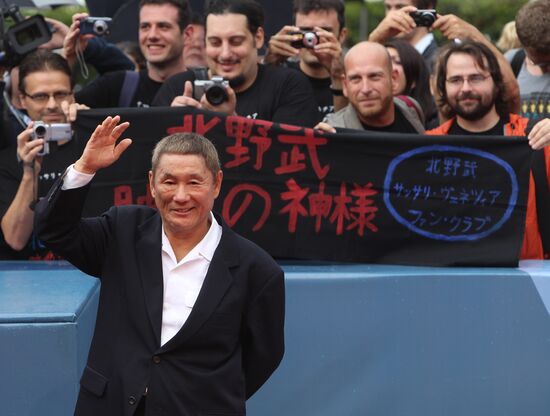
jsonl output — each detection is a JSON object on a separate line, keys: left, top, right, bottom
{"left": 345, "top": 0, "right": 529, "bottom": 47}
{"left": 18, "top": 0, "right": 527, "bottom": 47}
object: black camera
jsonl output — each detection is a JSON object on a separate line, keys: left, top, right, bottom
{"left": 32, "top": 121, "right": 72, "bottom": 156}
{"left": 410, "top": 9, "right": 437, "bottom": 27}
{"left": 194, "top": 76, "right": 229, "bottom": 106}
{"left": 290, "top": 31, "right": 319, "bottom": 49}
{"left": 80, "top": 17, "right": 112, "bottom": 37}
{"left": 0, "top": 5, "right": 52, "bottom": 67}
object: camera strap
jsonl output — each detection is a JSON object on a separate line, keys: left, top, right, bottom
{"left": 118, "top": 70, "right": 139, "bottom": 108}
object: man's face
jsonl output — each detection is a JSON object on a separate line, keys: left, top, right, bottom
{"left": 205, "top": 13, "right": 263, "bottom": 87}
{"left": 384, "top": 0, "right": 414, "bottom": 14}
{"left": 139, "top": 4, "right": 185, "bottom": 67}
{"left": 295, "top": 9, "right": 343, "bottom": 68}
{"left": 149, "top": 153, "right": 222, "bottom": 242}
{"left": 19, "top": 70, "right": 73, "bottom": 123}
{"left": 525, "top": 47, "right": 550, "bottom": 74}
{"left": 183, "top": 24, "right": 207, "bottom": 68}
{"left": 445, "top": 52, "right": 497, "bottom": 121}
{"left": 343, "top": 52, "right": 396, "bottom": 125}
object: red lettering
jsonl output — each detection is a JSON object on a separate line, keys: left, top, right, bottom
{"left": 329, "top": 182, "right": 352, "bottom": 235}
{"left": 224, "top": 116, "right": 273, "bottom": 170}
{"left": 346, "top": 183, "right": 379, "bottom": 236}
{"left": 308, "top": 182, "right": 333, "bottom": 233}
{"left": 222, "top": 184, "right": 272, "bottom": 231}
{"left": 167, "top": 114, "right": 221, "bottom": 135}
{"left": 114, "top": 185, "right": 133, "bottom": 206}
{"left": 279, "top": 179, "right": 309, "bottom": 233}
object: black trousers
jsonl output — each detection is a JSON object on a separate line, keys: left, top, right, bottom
{"left": 135, "top": 396, "right": 146, "bottom": 416}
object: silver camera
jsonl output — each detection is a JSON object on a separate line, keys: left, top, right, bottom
{"left": 193, "top": 76, "right": 230, "bottom": 105}
{"left": 32, "top": 121, "right": 72, "bottom": 155}
{"left": 80, "top": 17, "right": 112, "bottom": 37}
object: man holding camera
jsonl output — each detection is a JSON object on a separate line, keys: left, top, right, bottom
{"left": 368, "top": 0, "right": 438, "bottom": 70}
{"left": 71, "top": 0, "right": 192, "bottom": 108}
{"left": 262, "top": 0, "right": 348, "bottom": 120}
{"left": 152, "top": 0, "right": 319, "bottom": 128}
{"left": 0, "top": 50, "right": 86, "bottom": 259}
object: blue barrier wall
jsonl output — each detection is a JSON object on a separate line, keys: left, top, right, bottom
{"left": 2, "top": 261, "right": 550, "bottom": 416}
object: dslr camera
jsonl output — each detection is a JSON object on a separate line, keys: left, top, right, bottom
{"left": 80, "top": 17, "right": 112, "bottom": 37}
{"left": 290, "top": 30, "right": 319, "bottom": 49}
{"left": 32, "top": 122, "right": 72, "bottom": 156}
{"left": 194, "top": 76, "right": 229, "bottom": 106}
{"left": 410, "top": 9, "right": 437, "bottom": 27}
{"left": 0, "top": 5, "right": 52, "bottom": 67}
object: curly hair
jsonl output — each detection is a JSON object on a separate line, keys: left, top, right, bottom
{"left": 515, "top": 0, "right": 550, "bottom": 55}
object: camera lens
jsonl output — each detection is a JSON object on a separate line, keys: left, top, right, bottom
{"left": 94, "top": 20, "right": 108, "bottom": 35}
{"left": 34, "top": 125, "right": 47, "bottom": 137}
{"left": 205, "top": 85, "right": 229, "bottom": 106}
{"left": 303, "top": 32, "right": 318, "bottom": 48}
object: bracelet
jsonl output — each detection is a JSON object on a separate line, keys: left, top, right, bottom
{"left": 329, "top": 85, "right": 344, "bottom": 96}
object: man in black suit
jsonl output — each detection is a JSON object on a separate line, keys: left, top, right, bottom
{"left": 34, "top": 116, "right": 285, "bottom": 416}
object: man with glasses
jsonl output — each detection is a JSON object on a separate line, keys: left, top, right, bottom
{"left": 428, "top": 41, "right": 550, "bottom": 260}
{"left": 263, "top": 0, "right": 348, "bottom": 120}
{"left": 0, "top": 50, "right": 86, "bottom": 259}
{"left": 508, "top": 0, "right": 550, "bottom": 122}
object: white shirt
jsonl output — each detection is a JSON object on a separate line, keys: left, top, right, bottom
{"left": 62, "top": 164, "right": 223, "bottom": 346}
{"left": 414, "top": 32, "right": 435, "bottom": 55}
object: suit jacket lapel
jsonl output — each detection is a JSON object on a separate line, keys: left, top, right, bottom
{"left": 136, "top": 213, "right": 164, "bottom": 346}
{"left": 160, "top": 222, "right": 240, "bottom": 350}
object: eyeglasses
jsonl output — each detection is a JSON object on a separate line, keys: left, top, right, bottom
{"left": 23, "top": 91, "right": 73, "bottom": 104}
{"left": 445, "top": 74, "right": 490, "bottom": 87}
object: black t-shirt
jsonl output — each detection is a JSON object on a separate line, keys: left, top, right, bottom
{"left": 447, "top": 117, "right": 507, "bottom": 136}
{"left": 153, "top": 64, "right": 320, "bottom": 127}
{"left": 286, "top": 61, "right": 333, "bottom": 120}
{"left": 0, "top": 139, "right": 82, "bottom": 260}
{"left": 75, "top": 69, "right": 163, "bottom": 108}
{"left": 360, "top": 105, "right": 419, "bottom": 133}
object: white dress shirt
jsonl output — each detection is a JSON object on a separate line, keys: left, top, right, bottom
{"left": 62, "top": 164, "right": 223, "bottom": 346}
{"left": 414, "top": 32, "right": 435, "bottom": 55}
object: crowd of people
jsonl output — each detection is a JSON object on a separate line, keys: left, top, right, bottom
{"left": 1, "top": 0, "right": 550, "bottom": 262}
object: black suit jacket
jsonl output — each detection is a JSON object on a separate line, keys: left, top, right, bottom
{"left": 34, "top": 180, "right": 285, "bottom": 416}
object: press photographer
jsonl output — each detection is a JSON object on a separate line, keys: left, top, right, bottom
{"left": 0, "top": 49, "right": 87, "bottom": 260}
{"left": 152, "top": 0, "right": 319, "bottom": 127}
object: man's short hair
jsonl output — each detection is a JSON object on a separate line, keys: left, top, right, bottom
{"left": 292, "top": 0, "right": 346, "bottom": 32}
{"left": 515, "top": 0, "right": 550, "bottom": 55}
{"left": 205, "top": 0, "right": 264, "bottom": 35}
{"left": 434, "top": 40, "right": 507, "bottom": 119}
{"left": 139, "top": 0, "right": 191, "bottom": 32}
{"left": 151, "top": 132, "right": 221, "bottom": 178}
{"left": 18, "top": 50, "right": 73, "bottom": 93}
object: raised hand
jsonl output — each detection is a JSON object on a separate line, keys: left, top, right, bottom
{"left": 74, "top": 116, "right": 132, "bottom": 174}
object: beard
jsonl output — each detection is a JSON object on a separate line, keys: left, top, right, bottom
{"left": 451, "top": 91, "right": 495, "bottom": 121}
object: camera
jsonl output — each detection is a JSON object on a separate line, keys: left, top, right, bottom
{"left": 194, "top": 76, "right": 229, "bottom": 106}
{"left": 290, "top": 31, "right": 319, "bottom": 49}
{"left": 410, "top": 9, "right": 437, "bottom": 27}
{"left": 32, "top": 121, "right": 72, "bottom": 156}
{"left": 0, "top": 5, "right": 52, "bottom": 67}
{"left": 80, "top": 17, "right": 112, "bottom": 37}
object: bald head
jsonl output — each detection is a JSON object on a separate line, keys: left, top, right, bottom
{"left": 345, "top": 41, "right": 393, "bottom": 75}
{"left": 342, "top": 41, "right": 396, "bottom": 127}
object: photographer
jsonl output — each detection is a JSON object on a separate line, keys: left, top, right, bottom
{"left": 73, "top": 0, "right": 192, "bottom": 108}
{"left": 152, "top": 0, "right": 319, "bottom": 128}
{"left": 263, "top": 0, "right": 348, "bottom": 120}
{"left": 0, "top": 50, "right": 87, "bottom": 260}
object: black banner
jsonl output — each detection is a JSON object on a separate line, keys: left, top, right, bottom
{"left": 73, "top": 107, "right": 533, "bottom": 267}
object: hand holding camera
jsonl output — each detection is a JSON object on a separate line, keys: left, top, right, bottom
{"left": 409, "top": 10, "right": 437, "bottom": 28}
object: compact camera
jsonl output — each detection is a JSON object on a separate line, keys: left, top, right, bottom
{"left": 0, "top": 5, "right": 52, "bottom": 67}
{"left": 410, "top": 9, "right": 437, "bottom": 27}
{"left": 32, "top": 122, "right": 72, "bottom": 156}
{"left": 290, "top": 31, "right": 319, "bottom": 49}
{"left": 80, "top": 17, "right": 112, "bottom": 37}
{"left": 194, "top": 76, "right": 230, "bottom": 106}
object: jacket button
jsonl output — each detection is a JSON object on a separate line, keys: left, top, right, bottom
{"left": 128, "top": 396, "right": 137, "bottom": 405}
{"left": 152, "top": 355, "right": 161, "bottom": 364}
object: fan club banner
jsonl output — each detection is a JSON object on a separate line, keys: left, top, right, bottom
{"left": 74, "top": 107, "right": 533, "bottom": 266}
